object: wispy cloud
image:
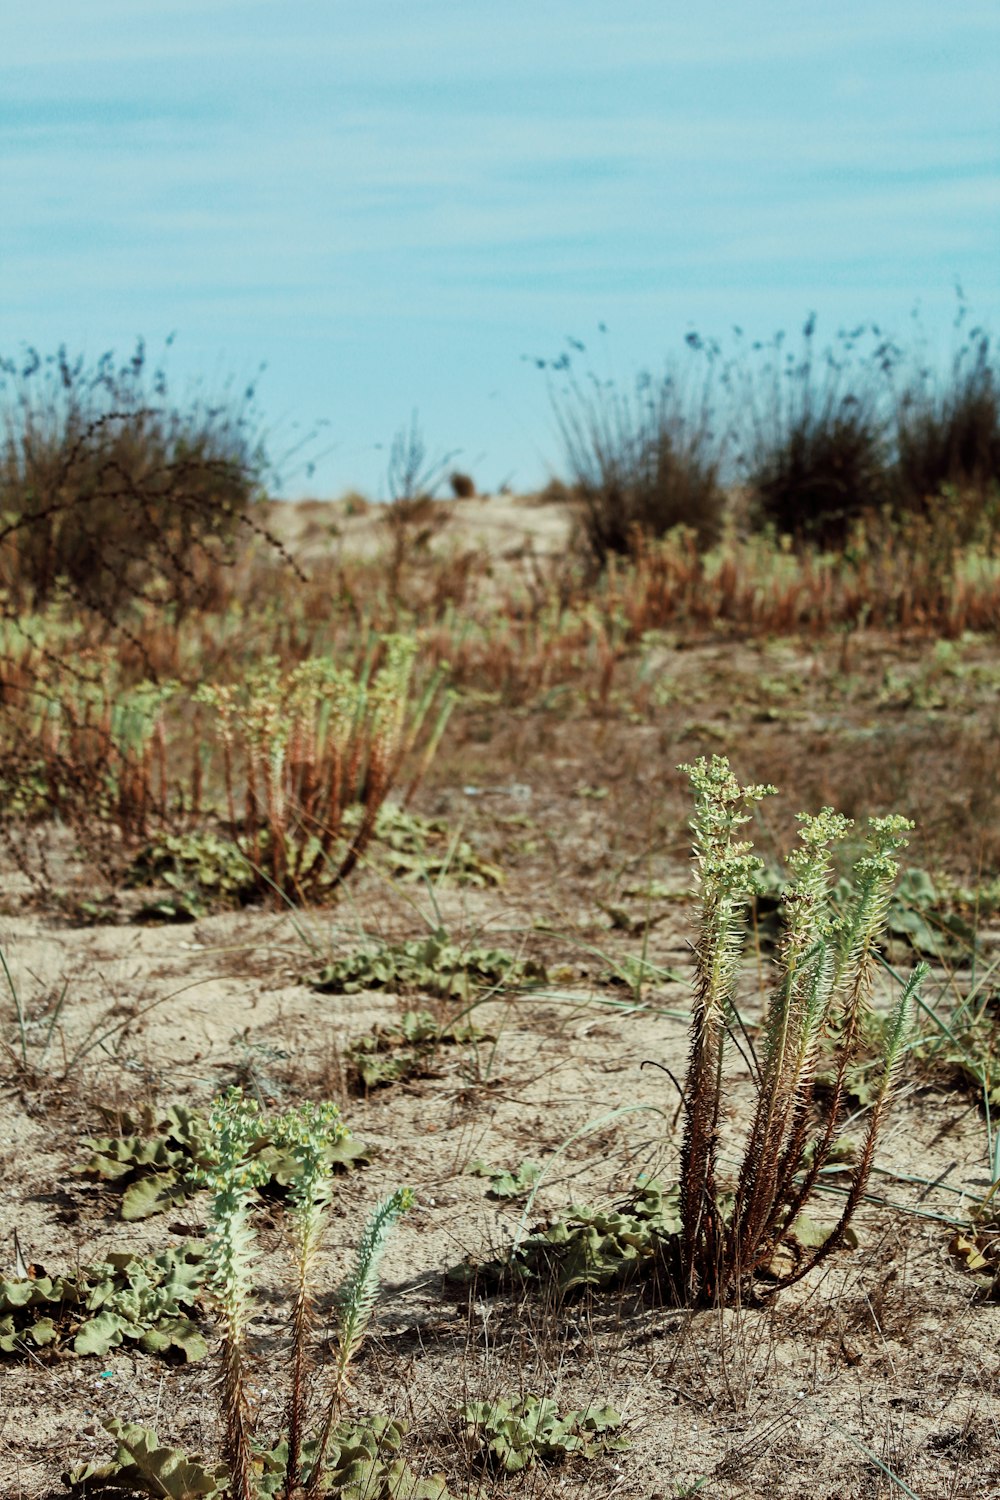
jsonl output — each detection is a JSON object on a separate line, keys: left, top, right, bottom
{"left": 2, "top": 0, "right": 998, "bottom": 493}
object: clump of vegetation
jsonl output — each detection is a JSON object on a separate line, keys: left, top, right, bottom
{"left": 457, "top": 761, "right": 926, "bottom": 1308}
{"left": 380, "top": 412, "right": 459, "bottom": 599}
{"left": 126, "top": 830, "right": 260, "bottom": 918}
{"left": 0, "top": 669, "right": 178, "bottom": 843}
{"left": 738, "top": 316, "right": 895, "bottom": 547}
{"left": 191, "top": 639, "right": 453, "bottom": 902}
{"left": 66, "top": 1415, "right": 448, "bottom": 1500}
{"left": 951, "top": 1194, "right": 1000, "bottom": 1298}
{"left": 313, "top": 928, "right": 543, "bottom": 1000}
{"left": 673, "top": 756, "right": 925, "bottom": 1304}
{"left": 366, "top": 805, "right": 503, "bottom": 887}
{"left": 0, "top": 338, "right": 273, "bottom": 620}
{"left": 1, "top": 1243, "right": 206, "bottom": 1361}
{"left": 551, "top": 351, "right": 725, "bottom": 568}
{"left": 449, "top": 471, "right": 476, "bottom": 499}
{"left": 74, "top": 1101, "right": 368, "bottom": 1220}
{"left": 345, "top": 1010, "right": 494, "bottom": 1091}
{"left": 126, "top": 801, "right": 494, "bottom": 922}
{"left": 468, "top": 1158, "right": 543, "bottom": 1200}
{"left": 461, "top": 1394, "right": 628, "bottom": 1473}
{"left": 451, "top": 1179, "right": 681, "bottom": 1296}
{"left": 752, "top": 863, "right": 979, "bottom": 961}
{"left": 893, "top": 315, "right": 1000, "bottom": 543}
{"left": 66, "top": 1091, "right": 441, "bottom": 1500}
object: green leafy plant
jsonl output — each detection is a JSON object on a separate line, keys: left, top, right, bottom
{"left": 74, "top": 1101, "right": 368, "bottom": 1220}
{"left": 127, "top": 831, "right": 260, "bottom": 917}
{"left": 753, "top": 863, "right": 977, "bottom": 961}
{"left": 65, "top": 1090, "right": 442, "bottom": 1500}
{"left": 126, "top": 802, "right": 498, "bottom": 920}
{"left": 346, "top": 1010, "right": 493, "bottom": 1091}
{"left": 65, "top": 1415, "right": 454, "bottom": 1500}
{"left": 313, "top": 928, "right": 542, "bottom": 1001}
{"left": 364, "top": 804, "right": 503, "bottom": 887}
{"left": 192, "top": 640, "right": 454, "bottom": 904}
{"left": 461, "top": 1394, "right": 628, "bottom": 1473}
{"left": 468, "top": 1158, "right": 543, "bottom": 1200}
{"left": 1, "top": 1243, "right": 206, "bottom": 1361}
{"left": 66, "top": 1419, "right": 226, "bottom": 1498}
{"left": 451, "top": 1178, "right": 681, "bottom": 1296}
{"left": 875, "top": 867, "right": 977, "bottom": 960}
{"left": 950, "top": 1185, "right": 1000, "bottom": 1299}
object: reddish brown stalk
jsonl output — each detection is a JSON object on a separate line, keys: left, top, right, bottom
{"left": 221, "top": 735, "right": 237, "bottom": 834}
{"left": 678, "top": 934, "right": 726, "bottom": 1301}
{"left": 190, "top": 731, "right": 202, "bottom": 818}
{"left": 284, "top": 1275, "right": 313, "bottom": 1496}
{"left": 154, "top": 720, "right": 167, "bottom": 821}
{"left": 245, "top": 753, "right": 261, "bottom": 871}
{"left": 220, "top": 1335, "right": 254, "bottom": 1500}
{"left": 335, "top": 739, "right": 388, "bottom": 887}
{"left": 318, "top": 745, "right": 344, "bottom": 858}
{"left": 780, "top": 1090, "right": 888, "bottom": 1289}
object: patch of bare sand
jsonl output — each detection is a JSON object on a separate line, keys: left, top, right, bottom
{"left": 261, "top": 491, "right": 574, "bottom": 569}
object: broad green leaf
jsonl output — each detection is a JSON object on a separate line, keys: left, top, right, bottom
{"left": 121, "top": 1170, "right": 185, "bottom": 1221}
{"left": 138, "top": 1320, "right": 208, "bottom": 1362}
{"left": 383, "top": 1461, "right": 451, "bottom": 1500}
{"left": 110, "top": 1421, "right": 223, "bottom": 1493}
{"left": 73, "top": 1311, "right": 127, "bottom": 1356}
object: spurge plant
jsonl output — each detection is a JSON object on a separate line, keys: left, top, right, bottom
{"left": 675, "top": 756, "right": 926, "bottom": 1305}
{"left": 66, "top": 1091, "right": 437, "bottom": 1500}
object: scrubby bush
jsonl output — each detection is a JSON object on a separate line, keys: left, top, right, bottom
{"left": 738, "top": 316, "right": 895, "bottom": 548}
{"left": 449, "top": 470, "right": 476, "bottom": 499}
{"left": 893, "top": 325, "right": 1000, "bottom": 547}
{"left": 0, "top": 339, "right": 269, "bottom": 619}
{"left": 553, "top": 360, "right": 725, "bottom": 569}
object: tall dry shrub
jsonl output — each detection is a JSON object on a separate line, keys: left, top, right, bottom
{"left": 0, "top": 339, "right": 270, "bottom": 621}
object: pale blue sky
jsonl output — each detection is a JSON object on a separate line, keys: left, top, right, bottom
{"left": 3, "top": 2, "right": 998, "bottom": 496}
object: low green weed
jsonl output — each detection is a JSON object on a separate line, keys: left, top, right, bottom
{"left": 451, "top": 1179, "right": 681, "bottom": 1297}
{"left": 367, "top": 804, "right": 503, "bottom": 887}
{"left": 127, "top": 831, "right": 259, "bottom": 917}
{"left": 67, "top": 1415, "right": 448, "bottom": 1500}
{"left": 752, "top": 863, "right": 979, "bottom": 961}
{"left": 313, "top": 928, "right": 543, "bottom": 1001}
{"left": 468, "top": 1158, "right": 543, "bottom": 1200}
{"left": 346, "top": 1010, "right": 494, "bottom": 1092}
{"left": 950, "top": 1188, "right": 1000, "bottom": 1298}
{"left": 125, "top": 806, "right": 499, "bottom": 922}
{"left": 461, "top": 1394, "right": 628, "bottom": 1473}
{"left": 1, "top": 1243, "right": 206, "bottom": 1361}
{"left": 75, "top": 1101, "right": 368, "bottom": 1220}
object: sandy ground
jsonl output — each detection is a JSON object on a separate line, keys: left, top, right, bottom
{"left": 1, "top": 499, "right": 999, "bottom": 1498}
{"left": 3, "top": 790, "right": 999, "bottom": 1498}
{"left": 262, "top": 490, "right": 575, "bottom": 568}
